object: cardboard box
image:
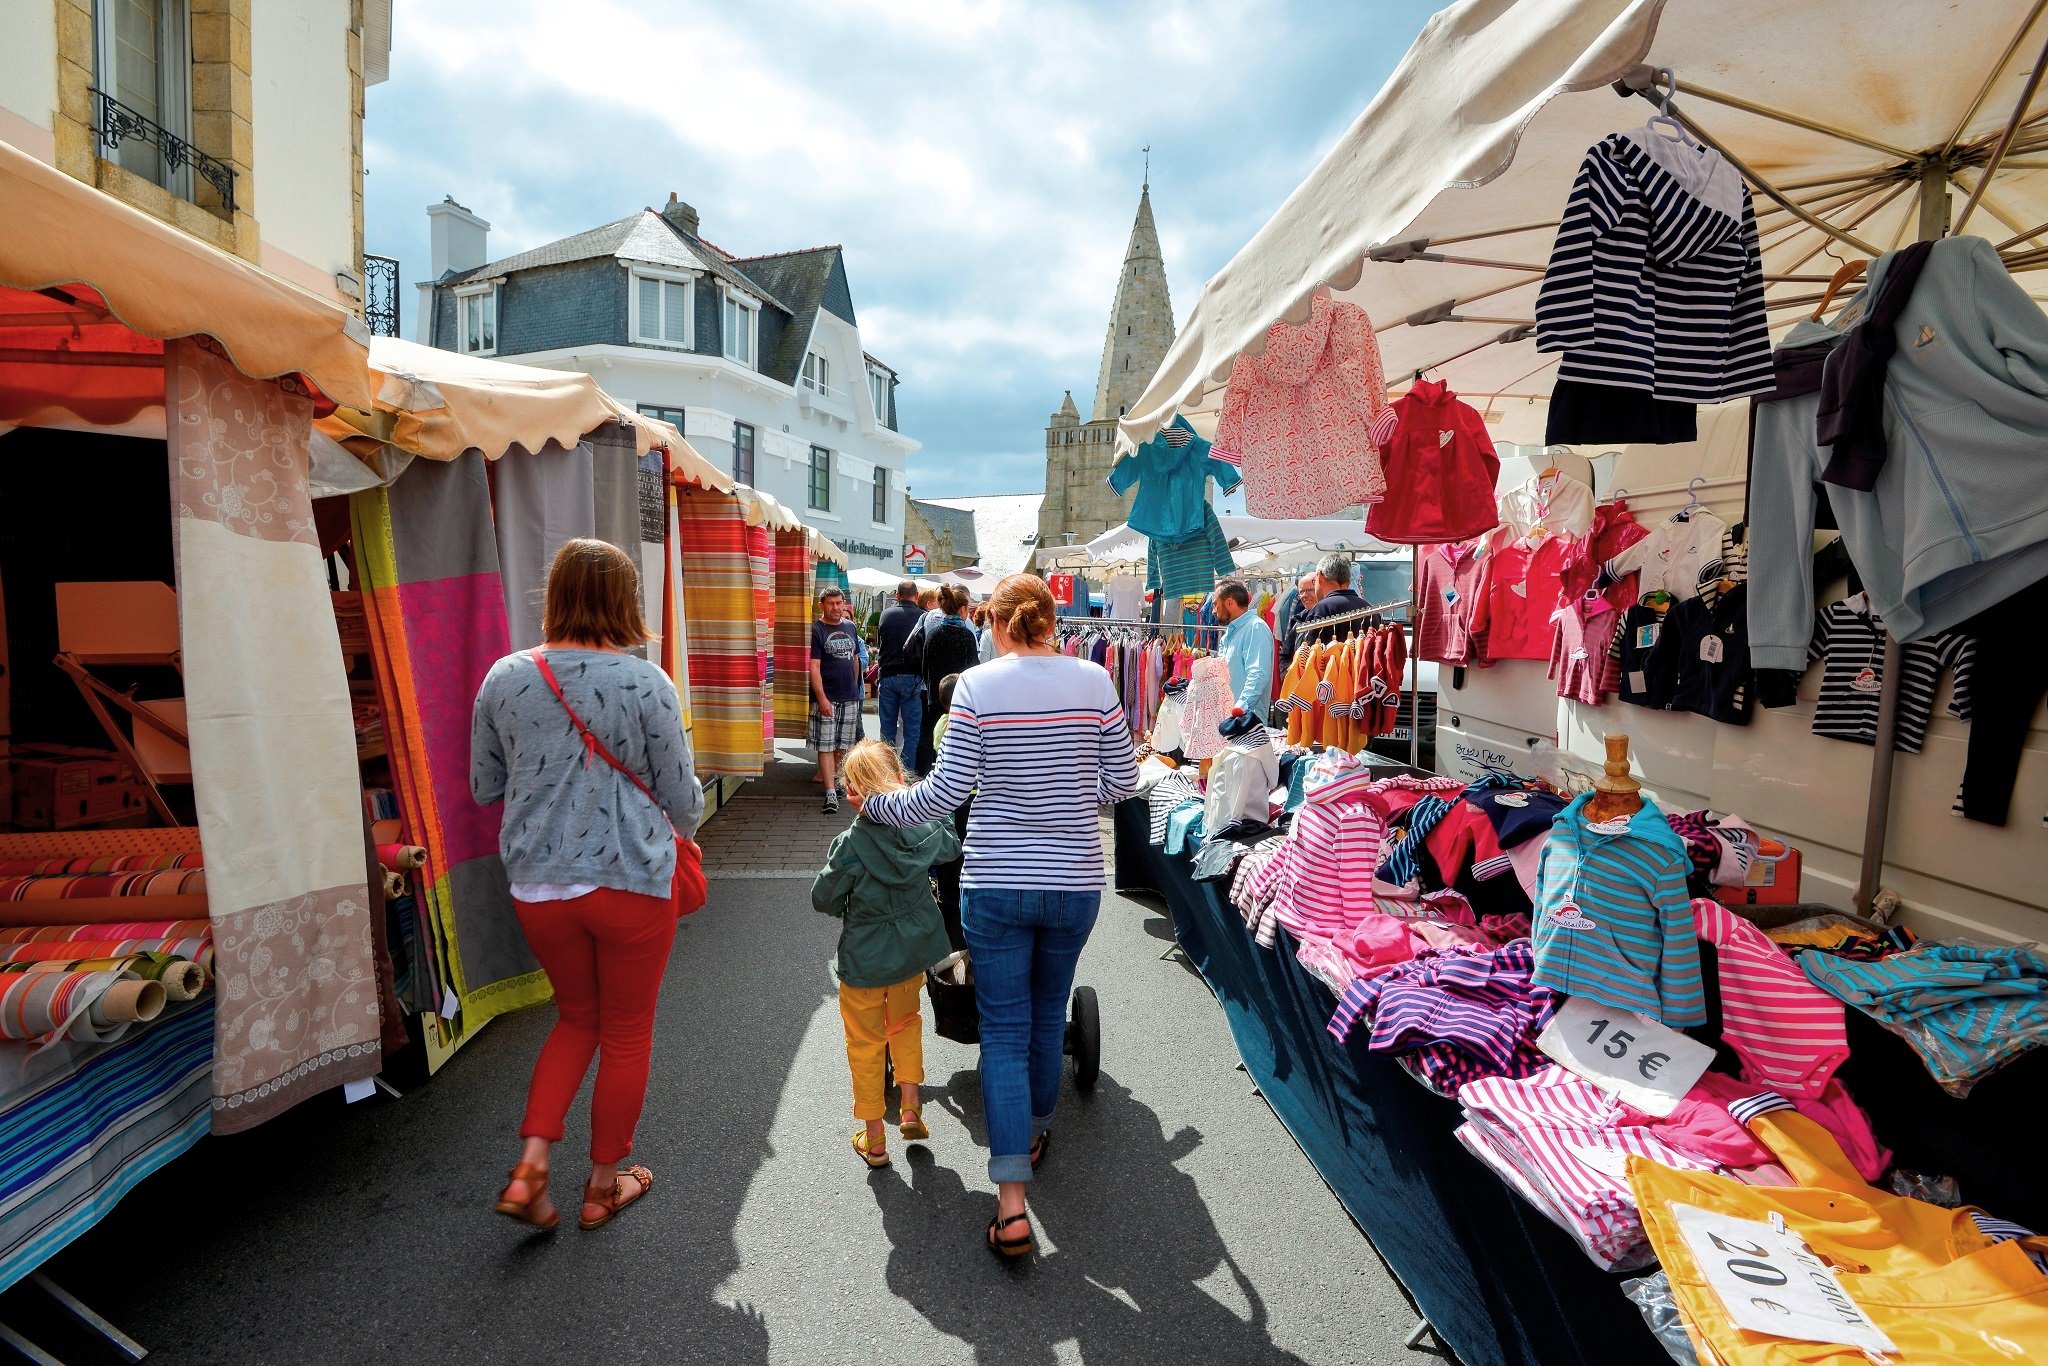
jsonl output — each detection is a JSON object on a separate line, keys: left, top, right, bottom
{"left": 9, "top": 745, "right": 147, "bottom": 830}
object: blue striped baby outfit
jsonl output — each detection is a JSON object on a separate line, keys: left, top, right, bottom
{"left": 1800, "top": 943, "right": 2048, "bottom": 1090}
{"left": 1530, "top": 794, "right": 1706, "bottom": 1026}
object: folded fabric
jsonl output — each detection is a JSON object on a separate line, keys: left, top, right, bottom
{"left": 1145, "top": 772, "right": 1204, "bottom": 847}
{"left": 0, "top": 854, "right": 204, "bottom": 875}
{"left": 1630, "top": 1099, "right": 2048, "bottom": 1365}
{"left": 1456, "top": 1064, "right": 1777, "bottom": 1270}
{"left": 1329, "top": 939, "right": 1557, "bottom": 1096}
{"left": 1801, "top": 941, "right": 2048, "bottom": 1092}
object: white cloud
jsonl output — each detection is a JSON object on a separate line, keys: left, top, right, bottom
{"left": 367, "top": 0, "right": 1439, "bottom": 495}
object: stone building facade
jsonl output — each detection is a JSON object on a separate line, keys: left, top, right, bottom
{"left": 1039, "top": 183, "right": 1176, "bottom": 551}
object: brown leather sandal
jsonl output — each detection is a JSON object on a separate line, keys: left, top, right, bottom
{"left": 578, "top": 1164, "right": 653, "bottom": 1231}
{"left": 494, "top": 1162, "right": 560, "bottom": 1230}
{"left": 987, "top": 1210, "right": 1034, "bottom": 1259}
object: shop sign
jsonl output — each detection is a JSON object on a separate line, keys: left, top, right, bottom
{"left": 903, "top": 544, "right": 928, "bottom": 573}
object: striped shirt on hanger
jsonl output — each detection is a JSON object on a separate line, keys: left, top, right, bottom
{"left": 863, "top": 654, "right": 1140, "bottom": 891}
{"left": 1806, "top": 595, "right": 1972, "bottom": 755}
{"left": 1535, "top": 129, "right": 1774, "bottom": 404}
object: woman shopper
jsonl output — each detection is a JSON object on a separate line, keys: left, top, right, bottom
{"left": 472, "top": 538, "right": 703, "bottom": 1232}
{"left": 915, "top": 585, "right": 981, "bottom": 774}
{"left": 862, "top": 573, "right": 1140, "bottom": 1258}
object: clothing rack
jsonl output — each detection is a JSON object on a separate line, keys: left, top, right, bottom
{"left": 1063, "top": 616, "right": 1227, "bottom": 633}
{"left": 1294, "top": 598, "right": 1412, "bottom": 635}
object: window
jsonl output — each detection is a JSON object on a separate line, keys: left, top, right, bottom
{"left": 632, "top": 269, "right": 693, "bottom": 347}
{"left": 455, "top": 284, "right": 497, "bottom": 355}
{"left": 867, "top": 366, "right": 890, "bottom": 425}
{"left": 638, "top": 403, "right": 685, "bottom": 427}
{"left": 721, "top": 291, "right": 757, "bottom": 366}
{"left": 96, "top": 0, "right": 192, "bottom": 194}
{"left": 801, "top": 352, "right": 833, "bottom": 398}
{"left": 808, "top": 446, "right": 832, "bottom": 511}
{"left": 873, "top": 466, "right": 890, "bottom": 524}
{"left": 733, "top": 421, "right": 755, "bottom": 486}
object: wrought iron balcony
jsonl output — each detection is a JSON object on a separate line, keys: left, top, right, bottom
{"left": 363, "top": 255, "right": 400, "bottom": 337}
{"left": 91, "top": 88, "right": 236, "bottom": 214}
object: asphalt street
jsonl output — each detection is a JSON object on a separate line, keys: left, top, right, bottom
{"left": 11, "top": 746, "right": 1429, "bottom": 1364}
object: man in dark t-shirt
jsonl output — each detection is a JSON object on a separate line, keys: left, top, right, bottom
{"left": 810, "top": 588, "right": 865, "bottom": 812}
{"left": 875, "top": 581, "right": 925, "bottom": 773}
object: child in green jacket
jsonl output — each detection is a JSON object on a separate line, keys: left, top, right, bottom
{"left": 812, "top": 739, "right": 960, "bottom": 1169}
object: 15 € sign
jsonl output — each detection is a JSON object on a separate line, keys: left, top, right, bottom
{"left": 1535, "top": 996, "right": 1715, "bottom": 1116}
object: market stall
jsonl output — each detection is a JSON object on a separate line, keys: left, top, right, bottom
{"left": 1110, "top": 1, "right": 2048, "bottom": 1359}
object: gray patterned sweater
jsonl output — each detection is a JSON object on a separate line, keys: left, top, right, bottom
{"left": 471, "top": 649, "right": 703, "bottom": 898}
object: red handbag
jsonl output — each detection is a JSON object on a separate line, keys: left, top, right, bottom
{"left": 528, "top": 650, "right": 708, "bottom": 916}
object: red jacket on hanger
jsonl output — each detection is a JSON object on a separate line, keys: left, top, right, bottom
{"left": 1367, "top": 380, "right": 1501, "bottom": 545}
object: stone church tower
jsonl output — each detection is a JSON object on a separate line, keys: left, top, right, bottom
{"left": 1039, "top": 183, "right": 1175, "bottom": 552}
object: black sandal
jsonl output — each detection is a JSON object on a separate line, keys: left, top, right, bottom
{"left": 987, "top": 1210, "right": 1034, "bottom": 1259}
{"left": 1029, "top": 1131, "right": 1050, "bottom": 1170}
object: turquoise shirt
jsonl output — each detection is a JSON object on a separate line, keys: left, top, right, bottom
{"left": 1109, "top": 416, "right": 1243, "bottom": 541}
{"left": 1218, "top": 608, "right": 1274, "bottom": 718}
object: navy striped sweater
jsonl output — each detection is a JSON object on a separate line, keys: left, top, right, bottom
{"left": 862, "top": 654, "right": 1140, "bottom": 890}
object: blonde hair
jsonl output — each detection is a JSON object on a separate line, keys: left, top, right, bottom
{"left": 917, "top": 588, "right": 939, "bottom": 610}
{"left": 841, "top": 739, "right": 908, "bottom": 801}
{"left": 543, "top": 538, "right": 654, "bottom": 648}
{"left": 989, "top": 573, "right": 1056, "bottom": 649}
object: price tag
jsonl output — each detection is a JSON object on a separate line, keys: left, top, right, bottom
{"left": 1700, "top": 634, "right": 1725, "bottom": 664}
{"left": 1636, "top": 623, "right": 1662, "bottom": 650}
{"left": 342, "top": 1076, "right": 376, "bottom": 1104}
{"left": 440, "top": 991, "right": 461, "bottom": 1021}
{"left": 1672, "top": 1205, "right": 1898, "bottom": 1355}
{"left": 1536, "top": 996, "right": 1715, "bottom": 1117}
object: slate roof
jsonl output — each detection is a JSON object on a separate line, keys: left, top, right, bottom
{"left": 921, "top": 494, "right": 1044, "bottom": 578}
{"left": 909, "top": 498, "right": 978, "bottom": 560}
{"left": 445, "top": 211, "right": 791, "bottom": 313}
{"left": 727, "top": 246, "right": 849, "bottom": 386}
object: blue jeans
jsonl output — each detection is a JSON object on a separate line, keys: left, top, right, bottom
{"left": 962, "top": 887, "right": 1100, "bottom": 1184}
{"left": 876, "top": 675, "right": 923, "bottom": 773}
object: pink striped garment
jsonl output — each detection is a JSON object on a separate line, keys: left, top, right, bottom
{"left": 1691, "top": 898, "right": 1850, "bottom": 1098}
{"left": 1455, "top": 1064, "right": 1778, "bottom": 1270}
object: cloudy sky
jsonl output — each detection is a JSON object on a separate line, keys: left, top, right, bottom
{"left": 365, "top": 0, "right": 1441, "bottom": 499}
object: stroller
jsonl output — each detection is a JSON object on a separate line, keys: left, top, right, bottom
{"left": 922, "top": 801, "right": 1100, "bottom": 1092}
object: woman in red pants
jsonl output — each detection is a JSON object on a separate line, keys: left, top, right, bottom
{"left": 471, "top": 538, "right": 703, "bottom": 1231}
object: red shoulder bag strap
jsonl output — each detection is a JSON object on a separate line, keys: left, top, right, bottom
{"left": 527, "top": 649, "right": 676, "bottom": 837}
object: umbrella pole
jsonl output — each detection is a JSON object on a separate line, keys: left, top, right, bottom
{"left": 1854, "top": 165, "right": 1952, "bottom": 914}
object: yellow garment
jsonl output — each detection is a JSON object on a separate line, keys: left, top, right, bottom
{"left": 1322, "top": 638, "right": 1360, "bottom": 751}
{"left": 1282, "top": 645, "right": 1318, "bottom": 745}
{"left": 1766, "top": 923, "right": 1869, "bottom": 950}
{"left": 1629, "top": 1110, "right": 2048, "bottom": 1363}
{"left": 838, "top": 974, "right": 926, "bottom": 1122}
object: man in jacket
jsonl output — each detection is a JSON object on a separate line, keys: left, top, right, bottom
{"left": 1213, "top": 579, "right": 1275, "bottom": 719}
{"left": 1284, "top": 556, "right": 1370, "bottom": 668}
{"left": 875, "top": 581, "right": 925, "bottom": 772}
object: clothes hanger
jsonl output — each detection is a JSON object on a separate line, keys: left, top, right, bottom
{"left": 1676, "top": 476, "right": 1707, "bottom": 521}
{"left": 1644, "top": 68, "right": 1698, "bottom": 149}
{"left": 1810, "top": 246, "right": 1869, "bottom": 321}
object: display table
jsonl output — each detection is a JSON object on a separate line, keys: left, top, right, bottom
{"left": 1113, "top": 797, "right": 2048, "bottom": 1365}
{"left": 1113, "top": 798, "right": 1660, "bottom": 1366}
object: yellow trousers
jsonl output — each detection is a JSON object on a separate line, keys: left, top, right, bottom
{"left": 838, "top": 974, "right": 926, "bottom": 1121}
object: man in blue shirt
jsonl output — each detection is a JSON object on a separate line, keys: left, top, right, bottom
{"left": 1212, "top": 579, "right": 1274, "bottom": 721}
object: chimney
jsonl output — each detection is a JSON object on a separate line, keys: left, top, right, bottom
{"left": 662, "top": 193, "right": 701, "bottom": 238}
{"left": 427, "top": 195, "right": 490, "bottom": 278}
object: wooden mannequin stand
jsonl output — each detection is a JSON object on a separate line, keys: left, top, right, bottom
{"left": 1584, "top": 733, "right": 1644, "bottom": 825}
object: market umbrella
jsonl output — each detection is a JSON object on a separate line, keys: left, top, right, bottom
{"left": 1121, "top": 0, "right": 2048, "bottom": 909}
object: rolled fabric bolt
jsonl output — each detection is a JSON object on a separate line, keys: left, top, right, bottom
{"left": 91, "top": 977, "right": 165, "bottom": 1025}
{"left": 150, "top": 957, "right": 207, "bottom": 1001}
{"left": 376, "top": 844, "right": 427, "bottom": 871}
{"left": 21, "top": 952, "right": 206, "bottom": 1000}
{"left": 382, "top": 869, "right": 407, "bottom": 900}
{"left": 371, "top": 819, "right": 403, "bottom": 846}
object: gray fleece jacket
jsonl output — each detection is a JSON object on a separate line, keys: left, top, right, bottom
{"left": 1748, "top": 235, "right": 2048, "bottom": 666}
{"left": 471, "top": 649, "right": 703, "bottom": 898}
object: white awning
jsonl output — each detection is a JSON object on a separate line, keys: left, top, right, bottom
{"left": 1122, "top": 0, "right": 2048, "bottom": 447}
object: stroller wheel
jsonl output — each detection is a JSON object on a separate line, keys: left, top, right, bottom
{"left": 1067, "top": 985, "right": 1100, "bottom": 1092}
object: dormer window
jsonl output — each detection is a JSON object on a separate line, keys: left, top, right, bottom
{"left": 801, "top": 352, "right": 833, "bottom": 398}
{"left": 630, "top": 267, "right": 694, "bottom": 348}
{"left": 454, "top": 282, "right": 497, "bottom": 355}
{"left": 721, "top": 290, "right": 758, "bottom": 366}
{"left": 866, "top": 363, "right": 893, "bottom": 428}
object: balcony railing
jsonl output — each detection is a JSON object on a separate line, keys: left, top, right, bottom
{"left": 92, "top": 88, "right": 236, "bottom": 214}
{"left": 363, "top": 255, "right": 401, "bottom": 337}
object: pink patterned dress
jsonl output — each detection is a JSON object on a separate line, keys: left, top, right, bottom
{"left": 1211, "top": 295, "right": 1398, "bottom": 518}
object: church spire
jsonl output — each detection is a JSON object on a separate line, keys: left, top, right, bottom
{"left": 1090, "top": 180, "right": 1174, "bottom": 424}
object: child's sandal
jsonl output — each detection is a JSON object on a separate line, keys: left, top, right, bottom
{"left": 899, "top": 1104, "right": 930, "bottom": 1142}
{"left": 853, "top": 1129, "right": 890, "bottom": 1168}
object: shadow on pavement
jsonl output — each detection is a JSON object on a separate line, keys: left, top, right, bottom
{"left": 871, "top": 1069, "right": 1308, "bottom": 1365}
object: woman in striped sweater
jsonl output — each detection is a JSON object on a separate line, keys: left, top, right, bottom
{"left": 861, "top": 573, "right": 1140, "bottom": 1257}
